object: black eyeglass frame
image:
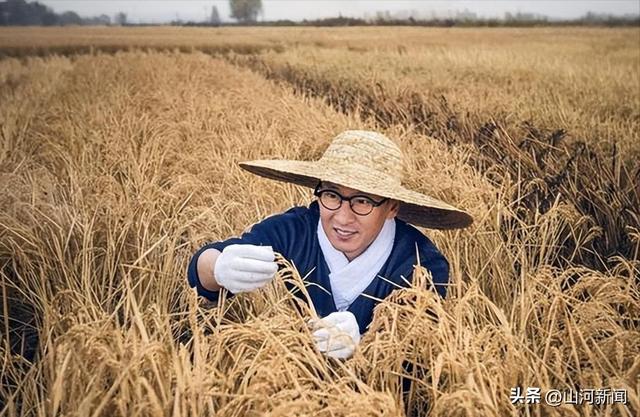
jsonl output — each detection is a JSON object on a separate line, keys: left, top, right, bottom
{"left": 313, "top": 182, "right": 389, "bottom": 216}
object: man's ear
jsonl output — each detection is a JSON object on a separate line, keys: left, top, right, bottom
{"left": 387, "top": 200, "right": 400, "bottom": 219}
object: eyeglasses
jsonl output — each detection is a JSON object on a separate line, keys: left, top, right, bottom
{"left": 313, "top": 182, "right": 389, "bottom": 216}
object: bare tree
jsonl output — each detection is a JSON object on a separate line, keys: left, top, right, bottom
{"left": 229, "top": 0, "right": 262, "bottom": 23}
{"left": 114, "top": 11, "right": 127, "bottom": 26}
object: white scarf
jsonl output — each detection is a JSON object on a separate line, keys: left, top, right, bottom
{"left": 317, "top": 217, "right": 396, "bottom": 311}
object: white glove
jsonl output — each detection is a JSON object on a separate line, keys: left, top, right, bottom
{"left": 309, "top": 311, "right": 361, "bottom": 359}
{"left": 213, "top": 244, "right": 278, "bottom": 294}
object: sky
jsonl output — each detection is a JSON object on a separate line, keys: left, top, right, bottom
{"left": 40, "top": 1, "right": 640, "bottom": 24}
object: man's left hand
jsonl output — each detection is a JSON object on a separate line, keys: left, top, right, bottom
{"left": 309, "top": 311, "right": 361, "bottom": 359}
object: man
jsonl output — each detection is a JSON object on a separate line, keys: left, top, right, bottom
{"left": 187, "top": 130, "right": 472, "bottom": 359}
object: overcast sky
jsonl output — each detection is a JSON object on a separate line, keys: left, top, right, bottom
{"left": 41, "top": 1, "right": 640, "bottom": 24}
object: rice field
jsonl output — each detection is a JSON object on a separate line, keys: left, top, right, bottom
{"left": 0, "top": 27, "right": 638, "bottom": 416}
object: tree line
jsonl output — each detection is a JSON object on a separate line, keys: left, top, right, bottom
{"left": 0, "top": 0, "right": 259, "bottom": 26}
{"left": 1, "top": 0, "right": 637, "bottom": 27}
{"left": 0, "top": 0, "right": 127, "bottom": 26}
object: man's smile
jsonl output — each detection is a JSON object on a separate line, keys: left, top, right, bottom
{"left": 334, "top": 227, "right": 357, "bottom": 238}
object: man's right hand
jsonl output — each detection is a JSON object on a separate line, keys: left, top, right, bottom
{"left": 213, "top": 244, "right": 278, "bottom": 294}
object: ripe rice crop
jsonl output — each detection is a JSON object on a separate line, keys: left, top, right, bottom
{"left": 0, "top": 27, "right": 638, "bottom": 417}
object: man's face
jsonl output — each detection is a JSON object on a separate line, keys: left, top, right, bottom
{"left": 317, "top": 181, "right": 399, "bottom": 261}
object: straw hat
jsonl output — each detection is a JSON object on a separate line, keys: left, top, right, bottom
{"left": 239, "top": 130, "right": 473, "bottom": 229}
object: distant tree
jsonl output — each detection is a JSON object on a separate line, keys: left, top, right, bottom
{"left": 29, "top": 1, "right": 48, "bottom": 24}
{"left": 3, "top": 0, "right": 58, "bottom": 25}
{"left": 41, "top": 10, "right": 58, "bottom": 25}
{"left": 210, "top": 5, "right": 220, "bottom": 25}
{"left": 59, "top": 11, "right": 82, "bottom": 25}
{"left": 0, "top": 2, "right": 6, "bottom": 25}
{"left": 83, "top": 13, "right": 111, "bottom": 25}
{"left": 96, "top": 14, "right": 111, "bottom": 25}
{"left": 6, "top": 0, "right": 28, "bottom": 25}
{"left": 0, "top": 0, "right": 117, "bottom": 26}
{"left": 374, "top": 10, "right": 392, "bottom": 24}
{"left": 229, "top": 0, "right": 262, "bottom": 23}
{"left": 114, "top": 11, "right": 127, "bottom": 25}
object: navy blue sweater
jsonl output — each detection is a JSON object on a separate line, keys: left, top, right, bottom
{"left": 187, "top": 201, "right": 449, "bottom": 333}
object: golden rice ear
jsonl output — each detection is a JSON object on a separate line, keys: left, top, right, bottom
{"left": 273, "top": 252, "right": 320, "bottom": 320}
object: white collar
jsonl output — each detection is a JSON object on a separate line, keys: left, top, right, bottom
{"left": 317, "top": 217, "right": 396, "bottom": 311}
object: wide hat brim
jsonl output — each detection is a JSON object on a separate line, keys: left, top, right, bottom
{"left": 238, "top": 159, "right": 473, "bottom": 230}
